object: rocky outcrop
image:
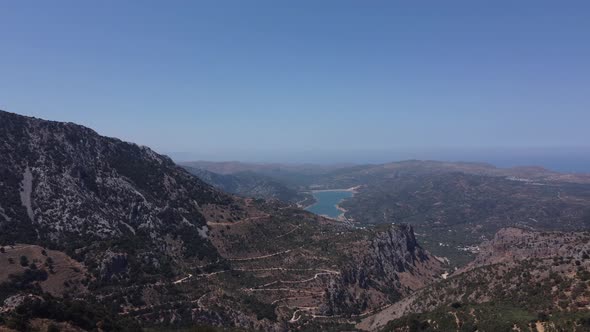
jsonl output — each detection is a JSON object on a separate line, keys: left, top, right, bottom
{"left": 346, "top": 225, "right": 438, "bottom": 289}
{"left": 1, "top": 294, "right": 44, "bottom": 314}
{"left": 362, "top": 225, "right": 430, "bottom": 275}
{"left": 325, "top": 225, "right": 443, "bottom": 316}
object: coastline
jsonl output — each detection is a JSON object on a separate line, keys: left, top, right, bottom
{"left": 335, "top": 202, "right": 350, "bottom": 222}
{"left": 309, "top": 185, "right": 361, "bottom": 193}
{"left": 304, "top": 186, "right": 360, "bottom": 221}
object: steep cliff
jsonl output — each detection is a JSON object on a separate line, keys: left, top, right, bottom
{"left": 324, "top": 225, "right": 443, "bottom": 316}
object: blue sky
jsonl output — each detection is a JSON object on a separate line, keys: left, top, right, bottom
{"left": 1, "top": 1, "right": 589, "bottom": 166}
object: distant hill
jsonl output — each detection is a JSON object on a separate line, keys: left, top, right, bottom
{"left": 181, "top": 160, "right": 356, "bottom": 187}
{"left": 181, "top": 160, "right": 590, "bottom": 268}
{"left": 256, "top": 160, "right": 590, "bottom": 267}
{"left": 181, "top": 160, "right": 354, "bottom": 175}
{"left": 182, "top": 165, "right": 314, "bottom": 206}
{"left": 179, "top": 160, "right": 590, "bottom": 268}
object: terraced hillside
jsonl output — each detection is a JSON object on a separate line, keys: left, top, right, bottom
{"left": 115, "top": 200, "right": 444, "bottom": 330}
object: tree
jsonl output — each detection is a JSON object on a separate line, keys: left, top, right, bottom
{"left": 20, "top": 255, "right": 29, "bottom": 267}
{"left": 48, "top": 324, "right": 60, "bottom": 332}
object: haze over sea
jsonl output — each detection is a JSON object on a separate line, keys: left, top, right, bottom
{"left": 4, "top": 2, "right": 590, "bottom": 171}
{"left": 169, "top": 147, "right": 590, "bottom": 174}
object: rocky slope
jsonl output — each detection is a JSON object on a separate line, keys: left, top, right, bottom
{"left": 0, "top": 111, "right": 443, "bottom": 331}
{"left": 463, "top": 227, "right": 590, "bottom": 270}
{"left": 0, "top": 110, "right": 234, "bottom": 278}
{"left": 359, "top": 227, "right": 590, "bottom": 331}
{"left": 190, "top": 205, "right": 443, "bottom": 328}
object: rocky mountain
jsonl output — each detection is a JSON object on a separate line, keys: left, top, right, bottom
{"left": 0, "top": 111, "right": 443, "bottom": 331}
{"left": 0, "top": 111, "right": 240, "bottom": 276}
{"left": 182, "top": 166, "right": 314, "bottom": 206}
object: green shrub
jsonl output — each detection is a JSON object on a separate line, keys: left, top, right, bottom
{"left": 20, "top": 255, "right": 29, "bottom": 267}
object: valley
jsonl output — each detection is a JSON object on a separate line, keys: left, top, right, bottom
{"left": 0, "top": 111, "right": 589, "bottom": 331}
{"left": 4, "top": 1, "right": 590, "bottom": 330}
{"left": 189, "top": 160, "right": 590, "bottom": 269}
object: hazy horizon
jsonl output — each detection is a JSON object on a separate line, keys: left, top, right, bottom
{"left": 170, "top": 146, "right": 590, "bottom": 174}
{"left": 2, "top": 1, "right": 589, "bottom": 171}
{"left": 4, "top": 108, "right": 590, "bottom": 173}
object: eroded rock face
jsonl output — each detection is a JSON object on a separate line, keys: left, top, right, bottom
{"left": 324, "top": 225, "right": 443, "bottom": 316}
{"left": 365, "top": 225, "right": 429, "bottom": 274}
{"left": 1, "top": 294, "right": 44, "bottom": 314}
{"left": 358, "top": 227, "right": 590, "bottom": 331}
{"left": 0, "top": 110, "right": 232, "bottom": 275}
{"left": 348, "top": 225, "right": 435, "bottom": 288}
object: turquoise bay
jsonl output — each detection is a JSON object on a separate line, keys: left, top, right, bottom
{"left": 305, "top": 190, "right": 353, "bottom": 219}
